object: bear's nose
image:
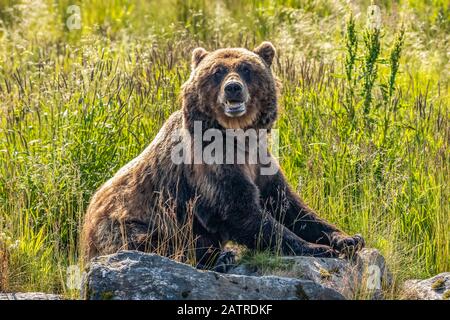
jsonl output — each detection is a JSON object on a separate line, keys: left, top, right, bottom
{"left": 224, "top": 81, "right": 243, "bottom": 97}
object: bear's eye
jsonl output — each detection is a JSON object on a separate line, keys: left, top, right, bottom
{"left": 240, "top": 65, "right": 251, "bottom": 81}
{"left": 213, "top": 67, "right": 227, "bottom": 81}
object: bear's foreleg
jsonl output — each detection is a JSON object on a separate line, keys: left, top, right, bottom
{"left": 259, "top": 170, "right": 365, "bottom": 256}
{"left": 193, "top": 165, "right": 337, "bottom": 257}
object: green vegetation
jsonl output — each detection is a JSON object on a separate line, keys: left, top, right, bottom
{"left": 0, "top": 0, "right": 448, "bottom": 299}
{"left": 431, "top": 277, "right": 445, "bottom": 290}
{"left": 239, "top": 250, "right": 294, "bottom": 274}
{"left": 443, "top": 290, "right": 450, "bottom": 300}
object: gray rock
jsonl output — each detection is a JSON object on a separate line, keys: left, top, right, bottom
{"left": 403, "top": 273, "right": 450, "bottom": 300}
{"left": 81, "top": 251, "right": 345, "bottom": 300}
{"left": 229, "top": 248, "right": 391, "bottom": 299}
{"left": 0, "top": 292, "right": 61, "bottom": 300}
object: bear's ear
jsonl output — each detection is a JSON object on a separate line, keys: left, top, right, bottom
{"left": 254, "top": 41, "right": 276, "bottom": 67}
{"left": 191, "top": 47, "right": 208, "bottom": 69}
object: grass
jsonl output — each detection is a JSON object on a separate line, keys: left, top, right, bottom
{"left": 0, "top": 0, "right": 448, "bottom": 299}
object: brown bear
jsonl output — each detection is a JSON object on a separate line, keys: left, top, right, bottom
{"left": 81, "top": 42, "right": 364, "bottom": 271}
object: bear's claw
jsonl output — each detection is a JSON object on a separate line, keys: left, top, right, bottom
{"left": 331, "top": 233, "right": 365, "bottom": 257}
{"left": 213, "top": 250, "right": 236, "bottom": 273}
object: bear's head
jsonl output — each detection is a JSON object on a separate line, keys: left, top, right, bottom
{"left": 182, "top": 42, "right": 279, "bottom": 131}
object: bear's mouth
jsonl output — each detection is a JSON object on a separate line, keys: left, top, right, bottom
{"left": 224, "top": 101, "right": 246, "bottom": 117}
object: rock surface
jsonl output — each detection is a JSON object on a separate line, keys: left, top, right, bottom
{"left": 402, "top": 272, "right": 450, "bottom": 300}
{"left": 0, "top": 292, "right": 61, "bottom": 300}
{"left": 81, "top": 251, "right": 345, "bottom": 300}
{"left": 229, "top": 248, "right": 391, "bottom": 299}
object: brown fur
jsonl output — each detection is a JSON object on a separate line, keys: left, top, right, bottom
{"left": 81, "top": 42, "right": 364, "bottom": 267}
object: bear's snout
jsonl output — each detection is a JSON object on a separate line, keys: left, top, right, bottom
{"left": 224, "top": 81, "right": 244, "bottom": 101}
{"left": 221, "top": 78, "right": 249, "bottom": 118}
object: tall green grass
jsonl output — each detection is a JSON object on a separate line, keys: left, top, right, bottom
{"left": 0, "top": 0, "right": 448, "bottom": 298}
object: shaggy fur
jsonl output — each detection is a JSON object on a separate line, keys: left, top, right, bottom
{"left": 81, "top": 42, "right": 364, "bottom": 269}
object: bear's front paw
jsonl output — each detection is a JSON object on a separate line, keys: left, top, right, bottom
{"left": 331, "top": 233, "right": 365, "bottom": 258}
{"left": 213, "top": 250, "right": 236, "bottom": 273}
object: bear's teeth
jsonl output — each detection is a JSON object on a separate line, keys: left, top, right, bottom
{"left": 226, "top": 102, "right": 245, "bottom": 109}
{"left": 224, "top": 102, "right": 246, "bottom": 117}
